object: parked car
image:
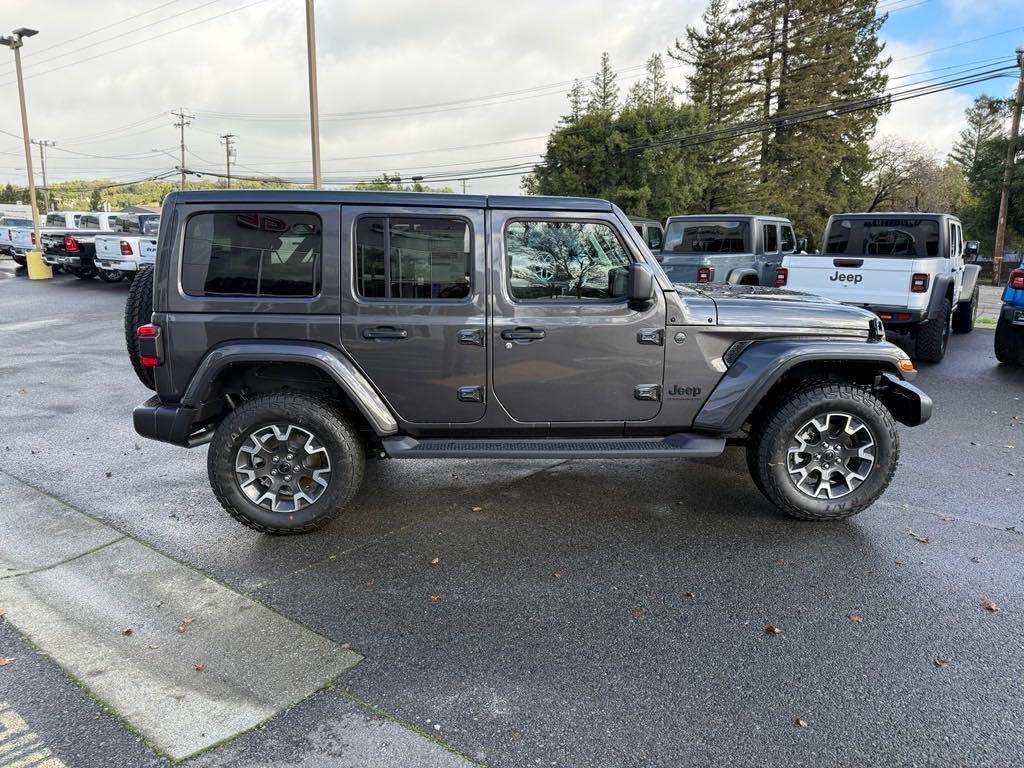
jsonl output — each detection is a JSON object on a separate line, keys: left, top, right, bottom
{"left": 994, "top": 266, "right": 1024, "bottom": 365}
{"left": 95, "top": 214, "right": 160, "bottom": 278}
{"left": 0, "top": 215, "right": 32, "bottom": 257}
{"left": 628, "top": 216, "right": 665, "bottom": 252}
{"left": 40, "top": 212, "right": 123, "bottom": 281}
{"left": 778, "top": 212, "right": 980, "bottom": 363}
{"left": 9, "top": 211, "right": 89, "bottom": 266}
{"left": 128, "top": 190, "right": 930, "bottom": 535}
{"left": 660, "top": 214, "right": 799, "bottom": 285}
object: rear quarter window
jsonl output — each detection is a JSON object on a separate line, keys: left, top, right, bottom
{"left": 181, "top": 211, "right": 322, "bottom": 298}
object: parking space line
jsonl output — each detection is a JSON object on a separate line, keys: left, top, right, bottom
{"left": 0, "top": 704, "right": 66, "bottom": 768}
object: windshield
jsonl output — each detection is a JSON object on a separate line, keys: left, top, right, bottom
{"left": 663, "top": 220, "right": 750, "bottom": 254}
{"left": 2, "top": 218, "right": 31, "bottom": 227}
{"left": 823, "top": 217, "right": 940, "bottom": 258}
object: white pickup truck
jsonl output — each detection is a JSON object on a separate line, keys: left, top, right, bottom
{"left": 778, "top": 212, "right": 980, "bottom": 363}
{"left": 0, "top": 215, "right": 32, "bottom": 258}
{"left": 9, "top": 211, "right": 89, "bottom": 266}
{"left": 95, "top": 214, "right": 160, "bottom": 278}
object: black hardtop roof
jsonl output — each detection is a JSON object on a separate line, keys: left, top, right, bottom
{"left": 665, "top": 213, "right": 792, "bottom": 223}
{"left": 829, "top": 211, "right": 960, "bottom": 221}
{"left": 165, "top": 189, "right": 614, "bottom": 212}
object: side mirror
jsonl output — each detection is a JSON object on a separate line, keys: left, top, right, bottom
{"left": 797, "top": 238, "right": 808, "bottom": 253}
{"left": 627, "top": 262, "right": 656, "bottom": 309}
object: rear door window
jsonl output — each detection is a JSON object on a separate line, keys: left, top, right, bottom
{"left": 824, "top": 218, "right": 940, "bottom": 257}
{"left": 763, "top": 223, "right": 779, "bottom": 253}
{"left": 181, "top": 211, "right": 322, "bottom": 298}
{"left": 781, "top": 225, "right": 797, "bottom": 253}
{"left": 646, "top": 225, "right": 663, "bottom": 250}
{"left": 663, "top": 220, "right": 749, "bottom": 254}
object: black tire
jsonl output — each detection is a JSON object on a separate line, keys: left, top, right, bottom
{"left": 749, "top": 382, "right": 899, "bottom": 521}
{"left": 207, "top": 393, "right": 365, "bottom": 535}
{"left": 124, "top": 265, "right": 155, "bottom": 390}
{"left": 994, "top": 314, "right": 1023, "bottom": 365}
{"left": 71, "top": 266, "right": 97, "bottom": 280}
{"left": 915, "top": 298, "right": 951, "bottom": 363}
{"left": 952, "top": 287, "right": 978, "bottom": 334}
{"left": 97, "top": 268, "right": 126, "bottom": 283}
{"left": 12, "top": 254, "right": 26, "bottom": 267}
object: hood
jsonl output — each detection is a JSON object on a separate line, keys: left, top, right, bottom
{"left": 677, "top": 283, "right": 879, "bottom": 333}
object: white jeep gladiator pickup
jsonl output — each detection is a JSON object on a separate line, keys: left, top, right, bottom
{"left": 778, "top": 213, "right": 980, "bottom": 362}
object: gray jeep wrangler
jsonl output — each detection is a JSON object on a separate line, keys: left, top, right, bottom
{"left": 128, "top": 191, "right": 931, "bottom": 535}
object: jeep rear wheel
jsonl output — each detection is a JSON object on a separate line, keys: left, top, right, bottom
{"left": 995, "top": 315, "right": 1023, "bottom": 365}
{"left": 124, "top": 265, "right": 155, "bottom": 390}
{"left": 748, "top": 382, "right": 899, "bottom": 521}
{"left": 952, "top": 286, "right": 978, "bottom": 334}
{"left": 208, "top": 393, "right": 365, "bottom": 535}
{"left": 915, "top": 298, "right": 951, "bottom": 363}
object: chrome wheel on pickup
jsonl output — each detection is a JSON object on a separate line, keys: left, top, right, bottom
{"left": 786, "top": 413, "right": 876, "bottom": 500}
{"left": 748, "top": 382, "right": 898, "bottom": 521}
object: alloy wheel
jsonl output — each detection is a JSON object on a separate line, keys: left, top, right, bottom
{"left": 786, "top": 412, "right": 876, "bottom": 500}
{"left": 234, "top": 423, "right": 332, "bottom": 513}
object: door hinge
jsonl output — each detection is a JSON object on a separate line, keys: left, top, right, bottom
{"left": 637, "top": 328, "right": 664, "bottom": 346}
{"left": 634, "top": 384, "right": 662, "bottom": 402}
{"left": 457, "top": 385, "right": 484, "bottom": 403}
{"left": 457, "top": 328, "right": 485, "bottom": 346}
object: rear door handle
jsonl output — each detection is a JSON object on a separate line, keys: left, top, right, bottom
{"left": 501, "top": 327, "right": 546, "bottom": 341}
{"left": 363, "top": 327, "right": 408, "bottom": 340}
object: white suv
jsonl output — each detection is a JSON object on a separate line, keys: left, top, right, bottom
{"left": 778, "top": 213, "right": 980, "bottom": 362}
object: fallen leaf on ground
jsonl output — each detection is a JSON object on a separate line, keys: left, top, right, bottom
{"left": 940, "top": 516, "right": 954, "bottom": 522}
{"left": 980, "top": 600, "right": 1000, "bottom": 612}
{"left": 794, "top": 718, "right": 808, "bottom": 727}
{"left": 895, "top": 560, "right": 906, "bottom": 566}
{"left": 934, "top": 658, "right": 948, "bottom": 668}
{"left": 765, "top": 624, "right": 782, "bottom": 634}
{"left": 471, "top": 506, "right": 482, "bottom": 512}
{"left": 430, "top": 557, "right": 440, "bottom": 565}
{"left": 848, "top": 613, "right": 864, "bottom": 623}
{"left": 134, "top": 443, "right": 141, "bottom": 450}
{"left": 430, "top": 594, "right": 442, "bottom": 602}
{"left": 908, "top": 530, "right": 929, "bottom": 544}
{"left": 0, "top": 608, "right": 6, "bottom": 620}
{"left": 193, "top": 664, "right": 207, "bottom": 673}
{"left": 684, "top": 592, "right": 695, "bottom": 598}
{"left": 0, "top": 657, "right": 13, "bottom": 667}
{"left": 630, "top": 609, "right": 643, "bottom": 619}
{"left": 122, "top": 628, "right": 134, "bottom": 637}
{"left": 105, "top": 471, "right": 112, "bottom": 478}
{"left": 553, "top": 571, "right": 563, "bottom": 578}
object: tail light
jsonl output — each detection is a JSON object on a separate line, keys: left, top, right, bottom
{"left": 1010, "top": 269, "right": 1024, "bottom": 290}
{"left": 120, "top": 240, "right": 133, "bottom": 256}
{"left": 137, "top": 324, "right": 161, "bottom": 367}
{"left": 910, "top": 273, "right": 929, "bottom": 293}
{"left": 63, "top": 236, "right": 79, "bottom": 253}
{"left": 775, "top": 267, "right": 788, "bottom": 287}
{"left": 30, "top": 231, "right": 35, "bottom": 245}
{"left": 696, "top": 266, "right": 715, "bottom": 284}
{"left": 879, "top": 312, "right": 912, "bottom": 322}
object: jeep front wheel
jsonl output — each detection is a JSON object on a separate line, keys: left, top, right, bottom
{"left": 748, "top": 382, "right": 899, "bottom": 521}
{"left": 208, "top": 393, "right": 366, "bottom": 535}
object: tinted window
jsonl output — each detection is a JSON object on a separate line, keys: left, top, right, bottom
{"left": 117, "top": 216, "right": 141, "bottom": 233}
{"left": 781, "top": 225, "right": 797, "bottom": 252}
{"left": 824, "top": 218, "right": 940, "bottom": 258}
{"left": 355, "top": 216, "right": 471, "bottom": 300}
{"left": 142, "top": 218, "right": 160, "bottom": 236}
{"left": 506, "top": 220, "right": 631, "bottom": 301}
{"left": 80, "top": 214, "right": 101, "bottom": 229}
{"left": 182, "top": 211, "right": 321, "bottom": 298}
{"left": 2, "top": 218, "right": 30, "bottom": 227}
{"left": 763, "top": 223, "right": 779, "bottom": 253}
{"left": 663, "top": 220, "right": 749, "bottom": 254}
{"left": 646, "top": 226, "right": 663, "bottom": 250}
{"left": 45, "top": 213, "right": 66, "bottom": 227}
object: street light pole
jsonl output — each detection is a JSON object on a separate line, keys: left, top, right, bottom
{"left": 0, "top": 27, "right": 49, "bottom": 279}
{"left": 304, "top": 0, "right": 322, "bottom": 189}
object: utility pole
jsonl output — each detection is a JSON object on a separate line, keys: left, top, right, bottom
{"left": 171, "top": 107, "right": 194, "bottom": 191}
{"left": 31, "top": 138, "right": 54, "bottom": 212}
{"left": 0, "top": 27, "right": 49, "bottom": 279}
{"left": 304, "top": 0, "right": 322, "bottom": 189}
{"left": 220, "top": 133, "right": 236, "bottom": 188}
{"left": 460, "top": 178, "right": 467, "bottom": 194}
{"left": 993, "top": 47, "right": 1024, "bottom": 286}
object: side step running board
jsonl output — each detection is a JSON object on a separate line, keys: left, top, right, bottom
{"left": 381, "top": 434, "right": 726, "bottom": 460}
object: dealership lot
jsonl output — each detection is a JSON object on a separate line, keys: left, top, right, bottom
{"left": 1, "top": 262, "right": 1023, "bottom": 767}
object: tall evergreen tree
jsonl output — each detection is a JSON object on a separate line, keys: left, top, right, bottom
{"left": 949, "top": 95, "right": 1007, "bottom": 177}
{"left": 564, "top": 79, "right": 587, "bottom": 123}
{"left": 588, "top": 52, "right": 620, "bottom": 114}
{"left": 669, "top": 0, "right": 758, "bottom": 211}
{"left": 626, "top": 54, "right": 673, "bottom": 109}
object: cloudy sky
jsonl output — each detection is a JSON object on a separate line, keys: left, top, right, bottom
{"left": 0, "top": 0, "right": 1021, "bottom": 195}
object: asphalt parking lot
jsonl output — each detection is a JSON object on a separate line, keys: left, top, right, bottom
{"left": 1, "top": 261, "right": 1023, "bottom": 768}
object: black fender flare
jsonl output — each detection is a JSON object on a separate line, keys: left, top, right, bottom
{"left": 925, "top": 274, "right": 955, "bottom": 320}
{"left": 692, "top": 338, "right": 920, "bottom": 433}
{"left": 182, "top": 341, "right": 398, "bottom": 435}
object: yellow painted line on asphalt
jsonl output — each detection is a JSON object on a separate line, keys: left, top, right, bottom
{"left": 0, "top": 704, "right": 65, "bottom": 768}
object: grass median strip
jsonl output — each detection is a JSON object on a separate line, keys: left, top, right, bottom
{"left": 0, "top": 472, "right": 361, "bottom": 762}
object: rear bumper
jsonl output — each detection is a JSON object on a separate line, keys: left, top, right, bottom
{"left": 98, "top": 258, "right": 138, "bottom": 272}
{"left": 859, "top": 305, "right": 927, "bottom": 327}
{"left": 1001, "top": 304, "right": 1024, "bottom": 325}
{"left": 133, "top": 396, "right": 211, "bottom": 447}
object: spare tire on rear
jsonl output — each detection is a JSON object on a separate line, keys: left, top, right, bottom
{"left": 125, "top": 265, "right": 155, "bottom": 390}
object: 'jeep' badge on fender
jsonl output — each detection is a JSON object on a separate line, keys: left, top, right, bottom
{"left": 667, "top": 385, "right": 702, "bottom": 399}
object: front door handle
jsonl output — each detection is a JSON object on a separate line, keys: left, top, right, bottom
{"left": 501, "top": 327, "right": 546, "bottom": 341}
{"left": 363, "top": 326, "right": 408, "bottom": 340}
